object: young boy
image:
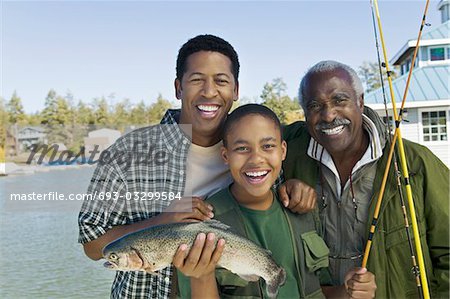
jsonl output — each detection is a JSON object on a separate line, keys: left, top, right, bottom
{"left": 177, "top": 104, "right": 329, "bottom": 298}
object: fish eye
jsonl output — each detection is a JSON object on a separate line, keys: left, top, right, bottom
{"left": 109, "top": 253, "right": 118, "bottom": 260}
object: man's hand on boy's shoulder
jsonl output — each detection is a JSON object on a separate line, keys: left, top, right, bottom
{"left": 161, "top": 196, "right": 215, "bottom": 223}
{"left": 278, "top": 179, "right": 317, "bottom": 214}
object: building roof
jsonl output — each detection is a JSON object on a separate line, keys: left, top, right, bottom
{"left": 88, "top": 128, "right": 121, "bottom": 137}
{"left": 19, "top": 126, "right": 46, "bottom": 133}
{"left": 438, "top": 0, "right": 450, "bottom": 12}
{"left": 364, "top": 65, "right": 450, "bottom": 104}
{"left": 421, "top": 19, "right": 450, "bottom": 40}
{"left": 391, "top": 21, "right": 449, "bottom": 65}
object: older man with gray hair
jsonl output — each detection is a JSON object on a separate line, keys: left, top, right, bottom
{"left": 282, "top": 60, "right": 449, "bottom": 299}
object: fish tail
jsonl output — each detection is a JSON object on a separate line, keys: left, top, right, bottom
{"left": 266, "top": 267, "right": 286, "bottom": 298}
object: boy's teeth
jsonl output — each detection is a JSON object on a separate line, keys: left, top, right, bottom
{"left": 197, "top": 105, "right": 219, "bottom": 112}
{"left": 245, "top": 171, "right": 268, "bottom": 177}
{"left": 322, "top": 125, "right": 344, "bottom": 135}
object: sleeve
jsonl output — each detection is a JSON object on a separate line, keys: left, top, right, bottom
{"left": 77, "top": 161, "right": 127, "bottom": 244}
{"left": 176, "top": 270, "right": 191, "bottom": 299}
{"left": 282, "top": 121, "right": 308, "bottom": 142}
{"left": 419, "top": 146, "right": 449, "bottom": 297}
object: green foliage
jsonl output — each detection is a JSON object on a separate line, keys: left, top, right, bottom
{"left": 358, "top": 61, "right": 399, "bottom": 93}
{"left": 2, "top": 89, "right": 177, "bottom": 157}
{"left": 92, "top": 97, "right": 110, "bottom": 126}
{"left": 76, "top": 101, "right": 95, "bottom": 125}
{"left": 0, "top": 97, "right": 8, "bottom": 150}
{"left": 112, "top": 99, "right": 131, "bottom": 131}
{"left": 130, "top": 100, "right": 147, "bottom": 125}
{"left": 41, "top": 89, "right": 72, "bottom": 126}
{"left": 26, "top": 113, "right": 42, "bottom": 126}
{"left": 260, "top": 78, "right": 303, "bottom": 124}
{"left": 147, "top": 94, "right": 172, "bottom": 124}
{"left": 7, "top": 91, "right": 26, "bottom": 125}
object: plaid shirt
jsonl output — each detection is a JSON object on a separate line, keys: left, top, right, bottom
{"left": 78, "top": 109, "right": 189, "bottom": 298}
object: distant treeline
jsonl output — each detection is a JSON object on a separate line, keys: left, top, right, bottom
{"left": 1, "top": 78, "right": 309, "bottom": 155}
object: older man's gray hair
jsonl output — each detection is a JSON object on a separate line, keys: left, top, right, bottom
{"left": 298, "top": 60, "right": 364, "bottom": 111}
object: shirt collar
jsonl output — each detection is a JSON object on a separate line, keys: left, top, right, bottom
{"left": 160, "top": 109, "right": 180, "bottom": 125}
{"left": 307, "top": 114, "right": 383, "bottom": 178}
{"left": 159, "top": 109, "right": 191, "bottom": 153}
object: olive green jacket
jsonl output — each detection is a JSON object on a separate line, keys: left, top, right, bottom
{"left": 282, "top": 108, "right": 450, "bottom": 299}
{"left": 177, "top": 187, "right": 329, "bottom": 298}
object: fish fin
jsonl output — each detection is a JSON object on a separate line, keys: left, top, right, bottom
{"left": 144, "top": 268, "right": 163, "bottom": 277}
{"left": 204, "top": 219, "right": 230, "bottom": 230}
{"left": 266, "top": 267, "right": 286, "bottom": 298}
{"left": 237, "top": 274, "right": 260, "bottom": 282}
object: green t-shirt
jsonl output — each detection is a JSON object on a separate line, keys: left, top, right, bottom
{"left": 239, "top": 195, "right": 301, "bottom": 299}
{"left": 177, "top": 186, "right": 327, "bottom": 298}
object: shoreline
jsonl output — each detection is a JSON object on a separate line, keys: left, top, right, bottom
{"left": 0, "top": 162, "right": 95, "bottom": 177}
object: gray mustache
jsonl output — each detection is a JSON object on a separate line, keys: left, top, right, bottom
{"left": 315, "top": 118, "right": 350, "bottom": 130}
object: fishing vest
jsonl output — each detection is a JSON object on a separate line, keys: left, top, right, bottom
{"left": 282, "top": 107, "right": 450, "bottom": 298}
{"left": 185, "top": 188, "right": 329, "bottom": 299}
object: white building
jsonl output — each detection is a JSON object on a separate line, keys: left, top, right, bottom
{"left": 16, "top": 126, "right": 47, "bottom": 151}
{"left": 83, "top": 128, "right": 121, "bottom": 157}
{"left": 365, "top": 0, "right": 450, "bottom": 166}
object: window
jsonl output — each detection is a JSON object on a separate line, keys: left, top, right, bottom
{"left": 400, "top": 55, "right": 420, "bottom": 75}
{"left": 429, "top": 47, "right": 446, "bottom": 61}
{"left": 422, "top": 110, "right": 447, "bottom": 142}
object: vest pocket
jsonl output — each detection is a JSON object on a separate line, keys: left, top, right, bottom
{"left": 216, "top": 268, "right": 250, "bottom": 287}
{"left": 301, "top": 231, "right": 330, "bottom": 272}
{"left": 215, "top": 268, "right": 262, "bottom": 298}
{"left": 384, "top": 223, "right": 431, "bottom": 298}
{"left": 305, "top": 287, "right": 327, "bottom": 299}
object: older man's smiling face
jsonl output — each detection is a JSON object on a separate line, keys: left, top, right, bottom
{"left": 303, "top": 69, "right": 365, "bottom": 156}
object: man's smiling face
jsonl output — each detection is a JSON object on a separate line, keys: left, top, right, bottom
{"left": 303, "top": 68, "right": 365, "bottom": 156}
{"left": 176, "top": 51, "right": 238, "bottom": 146}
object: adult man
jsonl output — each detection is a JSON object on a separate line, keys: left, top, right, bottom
{"left": 283, "top": 60, "right": 449, "bottom": 298}
{"left": 78, "top": 34, "right": 239, "bottom": 298}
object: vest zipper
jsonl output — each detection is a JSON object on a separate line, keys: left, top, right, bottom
{"left": 337, "top": 197, "right": 344, "bottom": 282}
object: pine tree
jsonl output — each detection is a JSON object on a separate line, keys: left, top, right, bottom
{"left": 130, "top": 100, "right": 147, "bottom": 125}
{"left": 112, "top": 99, "right": 131, "bottom": 130}
{"left": 260, "top": 78, "right": 301, "bottom": 124}
{"left": 0, "top": 97, "right": 8, "bottom": 152}
{"left": 7, "top": 91, "right": 26, "bottom": 124}
{"left": 358, "top": 61, "right": 399, "bottom": 93}
{"left": 93, "top": 97, "right": 110, "bottom": 126}
{"left": 148, "top": 94, "right": 172, "bottom": 124}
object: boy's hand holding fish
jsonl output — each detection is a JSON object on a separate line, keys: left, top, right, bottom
{"left": 173, "top": 232, "right": 225, "bottom": 279}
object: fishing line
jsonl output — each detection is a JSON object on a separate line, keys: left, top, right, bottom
{"left": 361, "top": 1, "right": 431, "bottom": 298}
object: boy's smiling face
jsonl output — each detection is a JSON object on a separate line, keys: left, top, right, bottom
{"left": 221, "top": 114, "right": 286, "bottom": 209}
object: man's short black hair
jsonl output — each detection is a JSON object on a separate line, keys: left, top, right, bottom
{"left": 176, "top": 34, "right": 240, "bottom": 82}
{"left": 222, "top": 104, "right": 282, "bottom": 147}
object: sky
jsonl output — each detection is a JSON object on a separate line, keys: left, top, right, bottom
{"left": 1, "top": 0, "right": 443, "bottom": 113}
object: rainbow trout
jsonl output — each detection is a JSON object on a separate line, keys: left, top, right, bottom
{"left": 103, "top": 220, "right": 286, "bottom": 298}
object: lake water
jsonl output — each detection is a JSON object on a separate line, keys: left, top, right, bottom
{"left": 0, "top": 167, "right": 115, "bottom": 298}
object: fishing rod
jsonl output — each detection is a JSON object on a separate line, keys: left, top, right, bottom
{"left": 361, "top": 0, "right": 431, "bottom": 298}
{"left": 363, "top": 1, "right": 425, "bottom": 298}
